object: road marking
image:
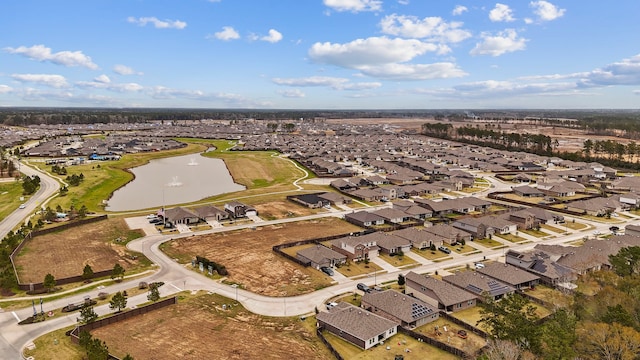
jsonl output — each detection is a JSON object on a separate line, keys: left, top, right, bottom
{"left": 12, "top": 311, "right": 20, "bottom": 322}
{"left": 170, "top": 283, "right": 182, "bottom": 292}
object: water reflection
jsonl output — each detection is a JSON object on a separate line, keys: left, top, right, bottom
{"left": 105, "top": 153, "right": 245, "bottom": 211}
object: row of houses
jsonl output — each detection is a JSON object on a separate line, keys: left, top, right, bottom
{"left": 317, "top": 261, "right": 541, "bottom": 350}
{"left": 161, "top": 201, "right": 257, "bottom": 225}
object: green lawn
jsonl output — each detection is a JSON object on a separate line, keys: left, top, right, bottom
{"left": 336, "top": 261, "right": 383, "bottom": 277}
{"left": 495, "top": 233, "right": 528, "bottom": 243}
{"left": 411, "top": 247, "right": 449, "bottom": 261}
{"left": 0, "top": 180, "right": 25, "bottom": 221}
{"left": 563, "top": 221, "right": 588, "bottom": 231}
{"left": 378, "top": 253, "right": 418, "bottom": 267}
{"left": 541, "top": 223, "right": 565, "bottom": 233}
{"left": 473, "top": 237, "right": 504, "bottom": 248}
{"left": 521, "top": 228, "right": 552, "bottom": 238}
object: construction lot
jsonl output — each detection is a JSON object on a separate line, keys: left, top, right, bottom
{"left": 14, "top": 218, "right": 145, "bottom": 283}
{"left": 160, "top": 217, "right": 362, "bottom": 296}
{"left": 92, "top": 292, "right": 333, "bottom": 360}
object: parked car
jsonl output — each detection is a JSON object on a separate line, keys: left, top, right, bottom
{"left": 19, "top": 204, "right": 26, "bottom": 209}
{"left": 438, "top": 246, "right": 451, "bottom": 254}
{"left": 610, "top": 226, "right": 619, "bottom": 232}
{"left": 149, "top": 218, "right": 162, "bottom": 224}
{"left": 146, "top": 214, "right": 158, "bottom": 219}
{"left": 457, "top": 330, "right": 468, "bottom": 339}
{"left": 474, "top": 262, "right": 485, "bottom": 269}
{"left": 326, "top": 302, "right": 338, "bottom": 310}
{"left": 320, "top": 266, "right": 334, "bottom": 276}
{"left": 357, "top": 283, "right": 370, "bottom": 293}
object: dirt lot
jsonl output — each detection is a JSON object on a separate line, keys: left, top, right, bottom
{"left": 15, "top": 218, "right": 144, "bottom": 283}
{"left": 92, "top": 292, "right": 332, "bottom": 360}
{"left": 161, "top": 217, "right": 361, "bottom": 296}
{"left": 252, "top": 200, "right": 318, "bottom": 220}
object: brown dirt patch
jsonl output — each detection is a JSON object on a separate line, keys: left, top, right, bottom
{"left": 253, "top": 200, "right": 317, "bottom": 220}
{"left": 162, "top": 218, "right": 361, "bottom": 296}
{"left": 92, "top": 293, "right": 332, "bottom": 360}
{"left": 15, "top": 218, "right": 143, "bottom": 283}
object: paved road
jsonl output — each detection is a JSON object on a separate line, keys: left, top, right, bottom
{"left": 0, "top": 170, "right": 635, "bottom": 358}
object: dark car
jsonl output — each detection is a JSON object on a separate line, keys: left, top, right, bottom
{"left": 357, "top": 283, "right": 370, "bottom": 292}
{"left": 610, "top": 226, "right": 619, "bottom": 232}
{"left": 320, "top": 266, "right": 334, "bottom": 276}
{"left": 149, "top": 218, "right": 162, "bottom": 224}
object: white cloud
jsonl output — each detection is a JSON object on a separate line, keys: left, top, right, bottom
{"left": 357, "top": 62, "right": 467, "bottom": 80}
{"left": 323, "top": 0, "right": 382, "bottom": 13}
{"left": 11, "top": 74, "right": 68, "bottom": 88}
{"left": 127, "top": 16, "right": 187, "bottom": 29}
{"left": 579, "top": 54, "right": 640, "bottom": 87}
{"left": 94, "top": 75, "right": 111, "bottom": 84}
{"left": 4, "top": 44, "right": 98, "bottom": 69}
{"left": 261, "top": 29, "right": 283, "bottom": 43}
{"left": 470, "top": 29, "right": 527, "bottom": 56}
{"left": 113, "top": 64, "right": 143, "bottom": 76}
{"left": 272, "top": 76, "right": 382, "bottom": 90}
{"left": 398, "top": 0, "right": 410, "bottom": 5}
{"left": 634, "top": 90, "right": 640, "bottom": 95}
{"left": 451, "top": 80, "right": 576, "bottom": 98}
{"left": 0, "top": 85, "right": 12, "bottom": 94}
{"left": 530, "top": 1, "right": 565, "bottom": 22}
{"left": 148, "top": 86, "right": 272, "bottom": 108}
{"left": 452, "top": 5, "right": 468, "bottom": 16}
{"left": 76, "top": 79, "right": 144, "bottom": 92}
{"left": 309, "top": 37, "right": 441, "bottom": 68}
{"left": 489, "top": 3, "right": 515, "bottom": 22}
{"left": 277, "top": 89, "right": 306, "bottom": 98}
{"left": 379, "top": 14, "right": 472, "bottom": 43}
{"left": 210, "top": 26, "right": 240, "bottom": 41}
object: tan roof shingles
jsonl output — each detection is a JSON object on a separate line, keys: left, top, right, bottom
{"left": 317, "top": 303, "right": 397, "bottom": 341}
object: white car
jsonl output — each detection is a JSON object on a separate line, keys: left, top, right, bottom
{"left": 19, "top": 204, "right": 26, "bottom": 209}
{"left": 146, "top": 214, "right": 158, "bottom": 219}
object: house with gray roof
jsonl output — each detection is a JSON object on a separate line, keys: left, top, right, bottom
{"left": 372, "top": 208, "right": 411, "bottom": 224}
{"left": 405, "top": 271, "right": 477, "bottom": 313}
{"left": 443, "top": 271, "right": 516, "bottom": 301}
{"left": 477, "top": 262, "right": 540, "bottom": 290}
{"left": 296, "top": 244, "right": 347, "bottom": 269}
{"left": 164, "top": 206, "right": 200, "bottom": 225}
{"left": 361, "top": 289, "right": 439, "bottom": 328}
{"left": 392, "top": 227, "right": 435, "bottom": 250}
{"left": 373, "top": 233, "right": 412, "bottom": 255}
{"left": 506, "top": 249, "right": 576, "bottom": 287}
{"left": 193, "top": 204, "right": 229, "bottom": 222}
{"left": 422, "top": 224, "right": 472, "bottom": 245}
{"left": 317, "top": 302, "right": 398, "bottom": 350}
{"left": 512, "top": 185, "right": 544, "bottom": 197}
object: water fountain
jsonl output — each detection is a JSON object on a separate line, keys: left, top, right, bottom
{"left": 167, "top": 176, "right": 183, "bottom": 187}
{"left": 188, "top": 158, "right": 198, "bottom": 166}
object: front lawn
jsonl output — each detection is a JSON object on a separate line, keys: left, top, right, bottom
{"left": 378, "top": 253, "right": 418, "bottom": 267}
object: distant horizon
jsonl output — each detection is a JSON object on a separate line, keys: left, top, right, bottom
{"left": 1, "top": 1, "right": 639, "bottom": 109}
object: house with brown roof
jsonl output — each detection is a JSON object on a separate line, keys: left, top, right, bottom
{"left": 373, "top": 233, "right": 412, "bottom": 255}
{"left": 318, "top": 192, "right": 352, "bottom": 205}
{"left": 296, "top": 244, "right": 347, "bottom": 269}
{"left": 393, "top": 200, "right": 433, "bottom": 220}
{"left": 405, "top": 271, "right": 477, "bottom": 313}
{"left": 317, "top": 302, "right": 398, "bottom": 350}
{"left": 477, "top": 262, "right": 540, "bottom": 290}
{"left": 344, "top": 211, "right": 385, "bottom": 227}
{"left": 452, "top": 215, "right": 517, "bottom": 239}
{"left": 224, "top": 201, "right": 257, "bottom": 218}
{"left": 392, "top": 227, "right": 435, "bottom": 250}
{"left": 372, "top": 208, "right": 411, "bottom": 224}
{"left": 286, "top": 193, "right": 330, "bottom": 209}
{"left": 505, "top": 249, "right": 576, "bottom": 287}
{"left": 443, "top": 271, "right": 516, "bottom": 301}
{"left": 331, "top": 234, "right": 380, "bottom": 261}
{"left": 512, "top": 185, "right": 544, "bottom": 198}
{"left": 422, "top": 224, "right": 472, "bottom": 245}
{"left": 361, "top": 289, "right": 439, "bottom": 328}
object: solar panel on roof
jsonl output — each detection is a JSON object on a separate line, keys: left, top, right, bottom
{"left": 466, "top": 284, "right": 483, "bottom": 294}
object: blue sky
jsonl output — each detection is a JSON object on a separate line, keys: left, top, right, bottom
{"left": 1, "top": 0, "right": 639, "bottom": 109}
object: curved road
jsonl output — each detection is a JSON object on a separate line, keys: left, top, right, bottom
{"left": 0, "top": 168, "right": 635, "bottom": 359}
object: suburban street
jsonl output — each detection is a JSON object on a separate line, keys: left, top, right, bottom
{"left": 0, "top": 163, "right": 636, "bottom": 359}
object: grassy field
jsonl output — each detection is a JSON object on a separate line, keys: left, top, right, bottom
{"left": 0, "top": 180, "right": 24, "bottom": 222}
{"left": 473, "top": 237, "right": 504, "bottom": 248}
{"left": 336, "top": 260, "right": 384, "bottom": 277}
{"left": 323, "top": 330, "right": 460, "bottom": 360}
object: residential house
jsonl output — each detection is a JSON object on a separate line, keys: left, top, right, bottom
{"left": 296, "top": 244, "right": 347, "bottom": 269}
{"left": 505, "top": 210, "right": 539, "bottom": 230}
{"left": 163, "top": 206, "right": 200, "bottom": 225}
{"left": 193, "top": 204, "right": 229, "bottom": 222}
{"left": 477, "top": 262, "right": 540, "bottom": 290}
{"left": 224, "top": 201, "right": 257, "bottom": 218}
{"left": 626, "top": 224, "right": 640, "bottom": 237}
{"left": 422, "top": 224, "right": 472, "bottom": 245}
{"left": 393, "top": 227, "right": 435, "bottom": 250}
{"left": 443, "top": 271, "right": 516, "bottom": 301}
{"left": 452, "top": 215, "right": 517, "bottom": 239}
{"left": 287, "top": 193, "right": 330, "bottom": 209}
{"left": 537, "top": 179, "right": 585, "bottom": 197}
{"left": 331, "top": 233, "right": 380, "bottom": 261}
{"left": 373, "top": 233, "right": 412, "bottom": 255}
{"left": 372, "top": 208, "right": 411, "bottom": 224}
{"left": 512, "top": 185, "right": 544, "bottom": 198}
{"left": 392, "top": 200, "right": 433, "bottom": 220}
{"left": 318, "top": 192, "right": 353, "bottom": 205}
{"left": 405, "top": 271, "right": 477, "bottom": 313}
{"left": 524, "top": 207, "right": 564, "bottom": 224}
{"left": 566, "top": 196, "right": 621, "bottom": 216}
{"left": 344, "top": 211, "right": 385, "bottom": 227}
{"left": 506, "top": 250, "right": 576, "bottom": 287}
{"left": 317, "top": 302, "right": 398, "bottom": 350}
{"left": 361, "top": 289, "right": 439, "bottom": 328}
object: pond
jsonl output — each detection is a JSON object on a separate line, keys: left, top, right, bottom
{"left": 105, "top": 153, "right": 245, "bottom": 211}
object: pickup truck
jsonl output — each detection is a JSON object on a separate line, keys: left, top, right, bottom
{"left": 61, "top": 297, "right": 97, "bottom": 312}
